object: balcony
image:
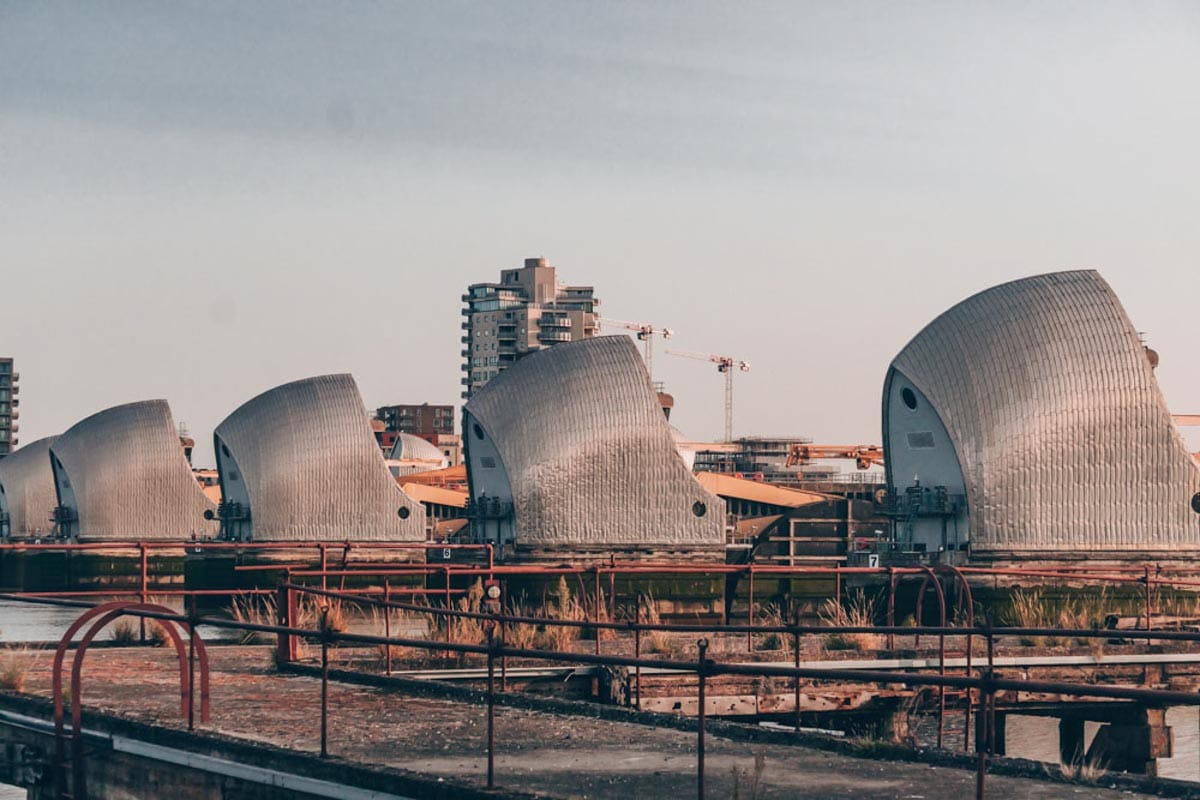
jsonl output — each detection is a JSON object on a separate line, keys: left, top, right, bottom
{"left": 538, "top": 331, "right": 572, "bottom": 343}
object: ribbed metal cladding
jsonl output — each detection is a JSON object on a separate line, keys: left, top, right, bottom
{"left": 389, "top": 433, "right": 447, "bottom": 466}
{"left": 215, "top": 374, "right": 424, "bottom": 541}
{"left": 890, "top": 270, "right": 1200, "bottom": 553}
{"left": 464, "top": 336, "right": 724, "bottom": 548}
{"left": 50, "top": 401, "right": 217, "bottom": 540}
{"left": 0, "top": 436, "right": 59, "bottom": 537}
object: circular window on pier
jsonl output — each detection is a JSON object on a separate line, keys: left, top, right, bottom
{"left": 1192, "top": 493, "right": 1200, "bottom": 514}
{"left": 692, "top": 501, "right": 707, "bottom": 517}
{"left": 901, "top": 387, "right": 918, "bottom": 411}
{"left": 398, "top": 507, "right": 411, "bottom": 519}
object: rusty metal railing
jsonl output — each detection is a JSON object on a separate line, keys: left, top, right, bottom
{"left": 6, "top": 590, "right": 1200, "bottom": 800}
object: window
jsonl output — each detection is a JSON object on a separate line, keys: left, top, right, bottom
{"left": 901, "top": 387, "right": 918, "bottom": 410}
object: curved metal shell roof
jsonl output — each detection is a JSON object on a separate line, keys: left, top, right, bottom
{"left": 0, "top": 436, "right": 59, "bottom": 537}
{"left": 888, "top": 270, "right": 1200, "bottom": 552}
{"left": 388, "top": 433, "right": 448, "bottom": 467}
{"left": 214, "top": 374, "right": 424, "bottom": 541}
{"left": 50, "top": 401, "right": 217, "bottom": 540}
{"left": 464, "top": 336, "right": 724, "bottom": 549}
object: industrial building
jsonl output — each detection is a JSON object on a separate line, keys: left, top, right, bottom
{"left": 461, "top": 257, "right": 599, "bottom": 399}
{"left": 883, "top": 270, "right": 1200, "bottom": 560}
{"left": 462, "top": 336, "right": 724, "bottom": 560}
{"left": 0, "top": 436, "right": 58, "bottom": 538}
{"left": 0, "top": 358, "right": 17, "bottom": 457}
{"left": 49, "top": 400, "right": 217, "bottom": 540}
{"left": 213, "top": 374, "right": 426, "bottom": 541}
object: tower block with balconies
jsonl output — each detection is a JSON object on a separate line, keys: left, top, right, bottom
{"left": 460, "top": 257, "right": 600, "bottom": 399}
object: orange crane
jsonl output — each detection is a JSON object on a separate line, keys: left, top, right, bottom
{"left": 786, "top": 444, "right": 885, "bottom": 471}
{"left": 600, "top": 318, "right": 673, "bottom": 378}
{"left": 666, "top": 349, "right": 750, "bottom": 442}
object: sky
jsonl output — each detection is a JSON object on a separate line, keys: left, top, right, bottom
{"left": 2, "top": 1, "right": 1199, "bottom": 467}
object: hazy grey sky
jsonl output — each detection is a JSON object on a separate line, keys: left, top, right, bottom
{"left": 3, "top": 1, "right": 1199, "bottom": 466}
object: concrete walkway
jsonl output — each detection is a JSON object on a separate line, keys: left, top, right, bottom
{"left": 19, "top": 646, "right": 1171, "bottom": 799}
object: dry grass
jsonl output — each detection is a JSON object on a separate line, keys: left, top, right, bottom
{"left": 109, "top": 618, "right": 139, "bottom": 645}
{"left": 1058, "top": 753, "right": 1108, "bottom": 783}
{"left": 230, "top": 596, "right": 277, "bottom": 644}
{"left": 0, "top": 648, "right": 36, "bottom": 692}
{"left": 639, "top": 592, "right": 670, "bottom": 654}
{"left": 1006, "top": 587, "right": 1114, "bottom": 648}
{"left": 501, "top": 598, "right": 539, "bottom": 651}
{"left": 539, "top": 577, "right": 583, "bottom": 652}
{"left": 818, "top": 589, "right": 882, "bottom": 652}
{"left": 753, "top": 603, "right": 791, "bottom": 654}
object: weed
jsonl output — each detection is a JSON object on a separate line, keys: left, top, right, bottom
{"left": 109, "top": 619, "right": 139, "bottom": 645}
{"left": 230, "top": 596, "right": 278, "bottom": 644}
{"left": 754, "top": 604, "right": 791, "bottom": 655}
{"left": 1058, "top": 753, "right": 1108, "bottom": 783}
{"left": 538, "top": 577, "right": 582, "bottom": 652}
{"left": 639, "top": 592, "right": 669, "bottom": 654}
{"left": 0, "top": 648, "right": 35, "bottom": 692}
{"left": 818, "top": 589, "right": 882, "bottom": 652}
{"left": 501, "top": 598, "right": 538, "bottom": 651}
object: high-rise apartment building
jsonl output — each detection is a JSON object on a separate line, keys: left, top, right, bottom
{"left": 461, "top": 257, "right": 600, "bottom": 398}
{"left": 0, "top": 359, "right": 18, "bottom": 457}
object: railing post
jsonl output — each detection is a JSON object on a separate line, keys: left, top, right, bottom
{"left": 320, "top": 606, "right": 329, "bottom": 759}
{"left": 319, "top": 544, "right": 328, "bottom": 593}
{"left": 487, "top": 625, "right": 496, "bottom": 790}
{"left": 746, "top": 568, "right": 754, "bottom": 653}
{"left": 887, "top": 567, "right": 896, "bottom": 650}
{"left": 634, "top": 594, "right": 643, "bottom": 711}
{"left": 275, "top": 583, "right": 294, "bottom": 666}
{"left": 792, "top": 615, "right": 802, "bottom": 733}
{"left": 696, "top": 637, "right": 709, "bottom": 800}
{"left": 384, "top": 579, "right": 392, "bottom": 676}
{"left": 188, "top": 595, "right": 197, "bottom": 732}
{"left": 593, "top": 566, "right": 602, "bottom": 656}
{"left": 139, "top": 543, "right": 149, "bottom": 643}
{"left": 1144, "top": 564, "right": 1154, "bottom": 631}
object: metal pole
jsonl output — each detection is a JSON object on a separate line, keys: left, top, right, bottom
{"left": 1145, "top": 564, "right": 1154, "bottom": 631}
{"left": 384, "top": 579, "right": 392, "bottom": 676}
{"left": 697, "top": 638, "right": 709, "bottom": 800}
{"left": 594, "top": 566, "right": 602, "bottom": 656}
{"left": 747, "top": 567, "right": 754, "bottom": 653}
{"left": 792, "top": 620, "right": 801, "bottom": 732}
{"left": 887, "top": 567, "right": 896, "bottom": 650}
{"left": 320, "top": 544, "right": 328, "bottom": 593}
{"left": 188, "top": 596, "right": 196, "bottom": 732}
{"left": 964, "top": 624, "right": 973, "bottom": 752}
{"left": 320, "top": 607, "right": 329, "bottom": 758}
{"left": 139, "top": 543, "right": 148, "bottom": 643}
{"left": 487, "top": 625, "right": 496, "bottom": 790}
{"left": 634, "top": 594, "right": 642, "bottom": 711}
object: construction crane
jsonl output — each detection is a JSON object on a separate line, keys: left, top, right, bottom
{"left": 666, "top": 349, "right": 750, "bottom": 443}
{"left": 600, "top": 318, "right": 673, "bottom": 377}
{"left": 786, "top": 444, "right": 885, "bottom": 471}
